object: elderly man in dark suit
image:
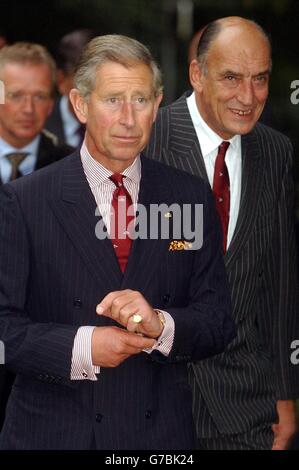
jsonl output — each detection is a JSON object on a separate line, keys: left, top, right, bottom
{"left": 146, "top": 17, "right": 299, "bottom": 450}
{"left": 0, "top": 42, "right": 72, "bottom": 429}
{"left": 0, "top": 34, "right": 235, "bottom": 450}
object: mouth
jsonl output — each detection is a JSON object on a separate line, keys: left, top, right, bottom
{"left": 112, "top": 136, "right": 140, "bottom": 143}
{"left": 18, "top": 121, "right": 35, "bottom": 127}
{"left": 230, "top": 108, "right": 252, "bottom": 117}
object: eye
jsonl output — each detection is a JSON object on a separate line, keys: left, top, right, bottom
{"left": 225, "top": 75, "right": 237, "bottom": 81}
{"left": 254, "top": 75, "right": 268, "bottom": 83}
{"left": 108, "top": 97, "right": 118, "bottom": 103}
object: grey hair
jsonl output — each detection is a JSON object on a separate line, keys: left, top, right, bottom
{"left": 74, "top": 34, "right": 163, "bottom": 99}
{"left": 0, "top": 42, "right": 56, "bottom": 93}
{"left": 197, "top": 18, "right": 272, "bottom": 74}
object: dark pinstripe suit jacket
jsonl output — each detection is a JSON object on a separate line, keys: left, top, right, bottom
{"left": 146, "top": 94, "right": 299, "bottom": 437}
{"left": 0, "top": 130, "right": 73, "bottom": 430}
{"left": 44, "top": 98, "right": 66, "bottom": 145}
{"left": 0, "top": 151, "right": 235, "bottom": 449}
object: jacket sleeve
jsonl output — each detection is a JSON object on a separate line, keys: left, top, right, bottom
{"left": 265, "top": 142, "right": 299, "bottom": 398}
{"left": 0, "top": 184, "right": 78, "bottom": 387}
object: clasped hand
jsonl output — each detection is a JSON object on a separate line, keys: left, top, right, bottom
{"left": 91, "top": 289, "right": 163, "bottom": 368}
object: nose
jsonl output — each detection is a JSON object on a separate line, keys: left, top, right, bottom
{"left": 237, "top": 79, "right": 254, "bottom": 106}
{"left": 21, "top": 95, "right": 34, "bottom": 113}
{"left": 119, "top": 101, "right": 136, "bottom": 127}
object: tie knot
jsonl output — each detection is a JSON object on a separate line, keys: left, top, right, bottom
{"left": 5, "top": 152, "right": 28, "bottom": 166}
{"left": 5, "top": 152, "right": 28, "bottom": 180}
{"left": 110, "top": 173, "right": 125, "bottom": 188}
{"left": 218, "top": 141, "right": 230, "bottom": 156}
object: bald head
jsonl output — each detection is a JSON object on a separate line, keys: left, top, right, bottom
{"left": 197, "top": 17, "right": 271, "bottom": 72}
{"left": 189, "top": 16, "right": 271, "bottom": 139}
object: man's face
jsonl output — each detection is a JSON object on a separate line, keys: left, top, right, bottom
{"left": 0, "top": 62, "right": 54, "bottom": 148}
{"left": 70, "top": 61, "right": 162, "bottom": 172}
{"left": 190, "top": 26, "right": 271, "bottom": 139}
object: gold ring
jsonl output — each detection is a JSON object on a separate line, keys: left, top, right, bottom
{"left": 133, "top": 314, "right": 142, "bottom": 324}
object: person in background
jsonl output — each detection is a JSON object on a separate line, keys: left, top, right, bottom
{"left": 0, "top": 41, "right": 73, "bottom": 429}
{"left": 0, "top": 34, "right": 235, "bottom": 450}
{"left": 146, "top": 16, "right": 299, "bottom": 450}
{"left": 45, "top": 29, "right": 95, "bottom": 147}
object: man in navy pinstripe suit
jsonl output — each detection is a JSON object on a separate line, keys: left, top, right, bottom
{"left": 146, "top": 17, "right": 299, "bottom": 449}
{"left": 0, "top": 35, "right": 235, "bottom": 449}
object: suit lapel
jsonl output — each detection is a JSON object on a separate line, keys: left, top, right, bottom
{"left": 225, "top": 129, "right": 264, "bottom": 268}
{"left": 165, "top": 94, "right": 208, "bottom": 180}
{"left": 48, "top": 152, "right": 122, "bottom": 289}
{"left": 122, "top": 155, "right": 174, "bottom": 288}
{"left": 35, "top": 133, "right": 55, "bottom": 170}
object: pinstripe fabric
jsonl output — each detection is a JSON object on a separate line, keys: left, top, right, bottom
{"left": 146, "top": 93, "right": 299, "bottom": 441}
{"left": 0, "top": 151, "right": 235, "bottom": 449}
{"left": 197, "top": 423, "right": 274, "bottom": 450}
{"left": 0, "top": 131, "right": 73, "bottom": 431}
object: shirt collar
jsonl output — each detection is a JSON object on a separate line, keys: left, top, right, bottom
{"left": 187, "top": 92, "right": 240, "bottom": 157}
{"left": 80, "top": 141, "right": 141, "bottom": 189}
{"left": 0, "top": 135, "right": 40, "bottom": 159}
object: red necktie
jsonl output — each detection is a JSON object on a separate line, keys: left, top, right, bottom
{"left": 212, "top": 141, "right": 230, "bottom": 253}
{"left": 109, "top": 173, "right": 134, "bottom": 272}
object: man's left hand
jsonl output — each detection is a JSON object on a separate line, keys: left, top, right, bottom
{"left": 96, "top": 289, "right": 164, "bottom": 339}
{"left": 272, "top": 400, "right": 298, "bottom": 450}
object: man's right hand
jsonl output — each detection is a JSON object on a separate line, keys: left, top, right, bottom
{"left": 91, "top": 326, "right": 156, "bottom": 367}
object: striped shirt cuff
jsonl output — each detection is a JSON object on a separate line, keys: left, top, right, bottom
{"left": 71, "top": 326, "right": 101, "bottom": 380}
{"left": 143, "top": 311, "right": 175, "bottom": 356}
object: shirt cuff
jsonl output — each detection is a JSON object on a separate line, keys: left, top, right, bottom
{"left": 71, "top": 326, "right": 101, "bottom": 380}
{"left": 143, "top": 311, "right": 175, "bottom": 356}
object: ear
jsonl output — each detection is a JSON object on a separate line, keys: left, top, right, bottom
{"left": 152, "top": 93, "right": 163, "bottom": 122}
{"left": 189, "top": 59, "right": 204, "bottom": 93}
{"left": 69, "top": 88, "right": 88, "bottom": 124}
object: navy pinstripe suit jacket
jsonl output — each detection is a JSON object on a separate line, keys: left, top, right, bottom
{"left": 146, "top": 94, "right": 299, "bottom": 437}
{"left": 0, "top": 151, "right": 235, "bottom": 449}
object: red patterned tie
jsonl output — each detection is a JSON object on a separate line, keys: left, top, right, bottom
{"left": 212, "top": 141, "right": 230, "bottom": 253}
{"left": 109, "top": 173, "right": 134, "bottom": 272}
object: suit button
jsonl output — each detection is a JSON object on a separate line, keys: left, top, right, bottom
{"left": 145, "top": 410, "right": 152, "bottom": 419}
{"left": 95, "top": 413, "right": 103, "bottom": 423}
{"left": 73, "top": 299, "right": 82, "bottom": 308}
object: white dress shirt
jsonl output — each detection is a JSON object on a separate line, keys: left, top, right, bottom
{"left": 71, "top": 142, "right": 175, "bottom": 380}
{"left": 187, "top": 92, "right": 242, "bottom": 248}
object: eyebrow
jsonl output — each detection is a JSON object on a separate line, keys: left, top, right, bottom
{"left": 219, "top": 69, "right": 270, "bottom": 78}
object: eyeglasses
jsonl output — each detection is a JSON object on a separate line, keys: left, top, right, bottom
{"left": 5, "top": 91, "right": 52, "bottom": 104}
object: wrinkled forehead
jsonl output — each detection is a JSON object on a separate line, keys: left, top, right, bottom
{"left": 93, "top": 61, "right": 155, "bottom": 92}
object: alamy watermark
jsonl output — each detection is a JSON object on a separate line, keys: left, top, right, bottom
{"left": 95, "top": 202, "right": 204, "bottom": 250}
{"left": 290, "top": 339, "right": 299, "bottom": 365}
{"left": 290, "top": 80, "right": 299, "bottom": 104}
{"left": 0, "top": 340, "right": 4, "bottom": 365}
